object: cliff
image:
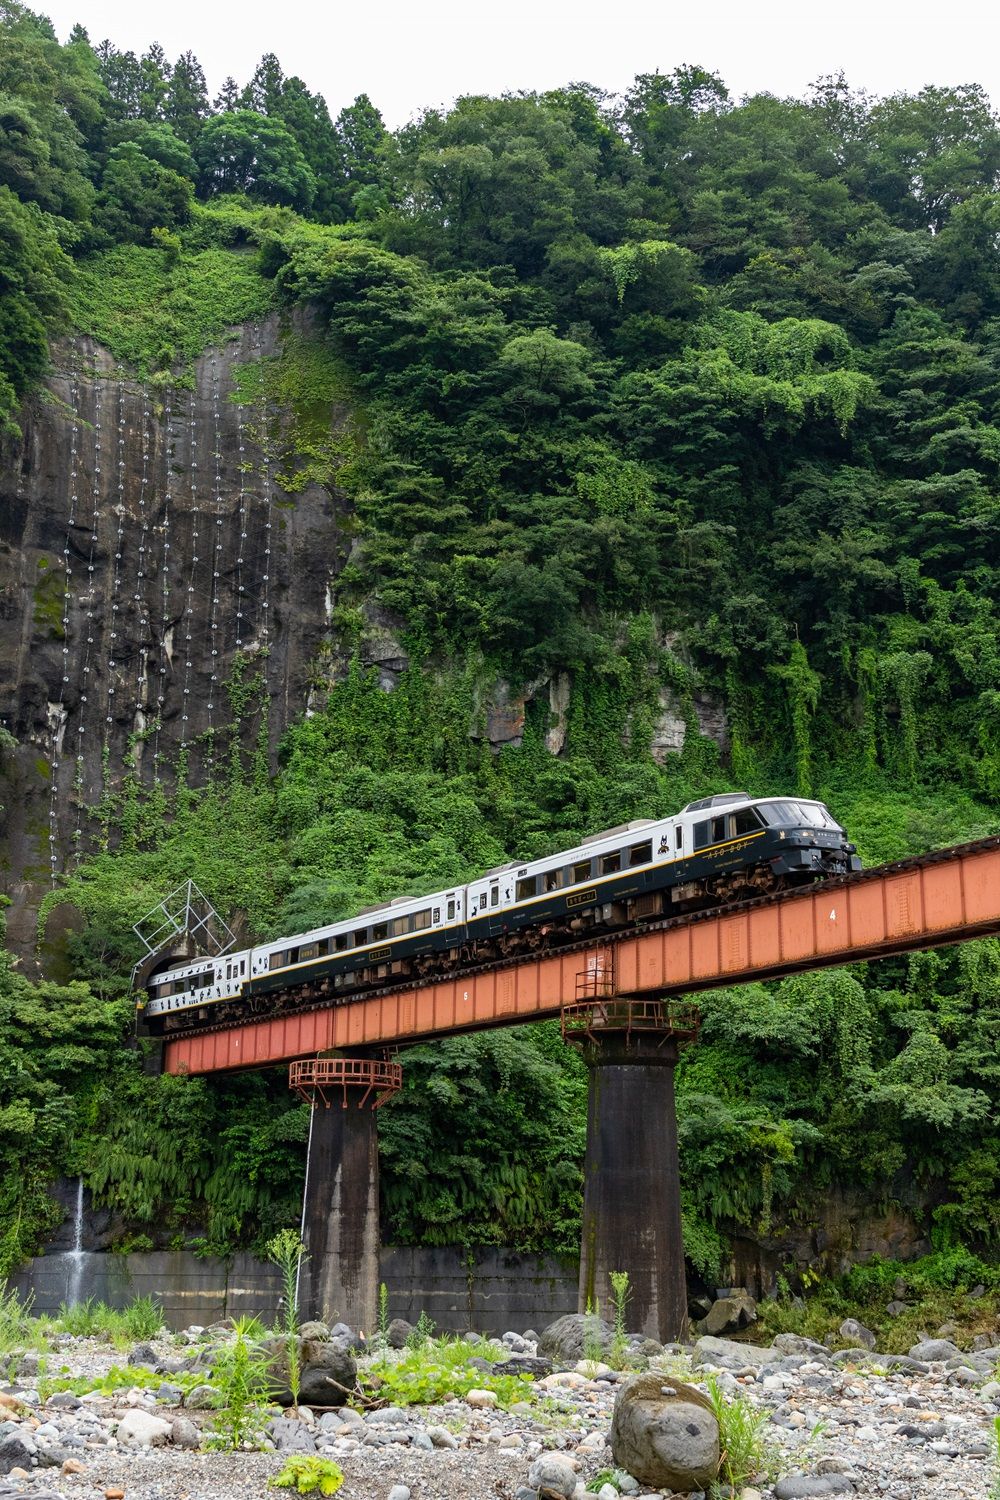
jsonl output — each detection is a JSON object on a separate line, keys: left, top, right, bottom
{"left": 0, "top": 315, "right": 345, "bottom": 962}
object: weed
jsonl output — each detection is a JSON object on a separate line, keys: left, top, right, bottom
{"left": 586, "top": 1471, "right": 630, "bottom": 1495}
{"left": 609, "top": 1270, "right": 631, "bottom": 1368}
{"left": 583, "top": 1297, "right": 605, "bottom": 1365}
{"left": 378, "top": 1282, "right": 389, "bottom": 1342}
{"left": 704, "top": 1374, "right": 778, "bottom": 1494}
{"left": 990, "top": 1414, "right": 1000, "bottom": 1500}
{"left": 267, "top": 1230, "right": 307, "bottom": 1411}
{"left": 39, "top": 1364, "right": 201, "bottom": 1399}
{"left": 0, "top": 1283, "right": 45, "bottom": 1353}
{"left": 205, "top": 1317, "right": 274, "bottom": 1450}
{"left": 270, "top": 1455, "right": 344, "bottom": 1495}
{"left": 54, "top": 1295, "right": 163, "bottom": 1347}
{"left": 405, "top": 1310, "right": 435, "bottom": 1351}
{"left": 359, "top": 1336, "right": 532, "bottom": 1408}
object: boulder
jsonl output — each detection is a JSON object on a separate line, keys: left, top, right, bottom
{"left": 386, "top": 1318, "right": 412, "bottom": 1349}
{"left": 297, "top": 1321, "right": 330, "bottom": 1340}
{"left": 693, "top": 1335, "right": 772, "bottom": 1370}
{"left": 771, "top": 1334, "right": 830, "bottom": 1360}
{"left": 537, "top": 1313, "right": 613, "bottom": 1362}
{"left": 838, "top": 1319, "right": 876, "bottom": 1350}
{"left": 268, "top": 1416, "right": 316, "bottom": 1453}
{"left": 264, "top": 1336, "right": 357, "bottom": 1407}
{"left": 169, "top": 1416, "right": 199, "bottom": 1450}
{"left": 115, "top": 1410, "right": 172, "bottom": 1448}
{"left": 885, "top": 1300, "right": 909, "bottom": 1318}
{"left": 183, "top": 1383, "right": 216, "bottom": 1409}
{"left": 908, "top": 1339, "right": 961, "bottom": 1362}
{"left": 0, "top": 1434, "right": 35, "bottom": 1474}
{"left": 526, "top": 1452, "right": 579, "bottom": 1499}
{"left": 700, "top": 1290, "right": 757, "bottom": 1336}
{"left": 127, "top": 1342, "right": 160, "bottom": 1369}
{"left": 773, "top": 1479, "right": 854, "bottom": 1498}
{"left": 609, "top": 1371, "right": 719, "bottom": 1493}
{"left": 492, "top": 1356, "right": 553, "bottom": 1379}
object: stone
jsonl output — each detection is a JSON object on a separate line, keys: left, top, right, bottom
{"left": 115, "top": 1410, "right": 172, "bottom": 1447}
{"left": 773, "top": 1480, "right": 854, "bottom": 1499}
{"left": 169, "top": 1415, "right": 199, "bottom": 1450}
{"left": 771, "top": 1334, "right": 830, "bottom": 1359}
{"left": 386, "top": 1318, "right": 413, "bottom": 1349}
{"left": 493, "top": 1356, "right": 553, "bottom": 1378}
{"left": 838, "top": 1319, "right": 876, "bottom": 1350}
{"left": 538, "top": 1313, "right": 613, "bottom": 1362}
{"left": 908, "top": 1339, "right": 961, "bottom": 1362}
{"left": 127, "top": 1342, "right": 160, "bottom": 1368}
{"left": 183, "top": 1383, "right": 216, "bottom": 1410}
{"left": 465, "top": 1388, "right": 498, "bottom": 1408}
{"left": 155, "top": 1382, "right": 183, "bottom": 1404}
{"left": 609, "top": 1371, "right": 719, "bottom": 1493}
{"left": 298, "top": 1321, "right": 330, "bottom": 1340}
{"left": 0, "top": 1434, "right": 35, "bottom": 1474}
{"left": 61, "top": 1459, "right": 86, "bottom": 1474}
{"left": 885, "top": 1300, "right": 909, "bottom": 1317}
{"left": 693, "top": 1335, "right": 771, "bottom": 1369}
{"left": 981, "top": 1380, "right": 1000, "bottom": 1401}
{"left": 269, "top": 1417, "right": 317, "bottom": 1454}
{"left": 740, "top": 1490, "right": 764, "bottom": 1500}
{"left": 45, "top": 1391, "right": 81, "bottom": 1411}
{"left": 388, "top": 1488, "right": 411, "bottom": 1500}
{"left": 574, "top": 1359, "right": 613, "bottom": 1378}
{"left": 700, "top": 1289, "right": 757, "bottom": 1336}
{"left": 105, "top": 1489, "right": 126, "bottom": 1499}
{"left": 264, "top": 1336, "right": 357, "bottom": 1407}
{"left": 527, "top": 1452, "right": 579, "bottom": 1499}
{"left": 427, "top": 1426, "right": 459, "bottom": 1449}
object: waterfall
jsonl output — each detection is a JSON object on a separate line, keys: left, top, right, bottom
{"left": 65, "top": 1177, "right": 85, "bottom": 1308}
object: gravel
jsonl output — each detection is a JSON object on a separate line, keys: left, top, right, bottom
{"left": 0, "top": 1326, "right": 995, "bottom": 1500}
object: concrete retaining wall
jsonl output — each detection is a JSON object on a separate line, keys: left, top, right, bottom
{"left": 12, "top": 1247, "right": 579, "bottom": 1334}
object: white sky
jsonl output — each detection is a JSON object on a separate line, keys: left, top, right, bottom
{"left": 37, "top": 0, "right": 1000, "bottom": 126}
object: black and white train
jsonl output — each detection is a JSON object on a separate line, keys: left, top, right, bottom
{"left": 140, "top": 792, "right": 861, "bottom": 1033}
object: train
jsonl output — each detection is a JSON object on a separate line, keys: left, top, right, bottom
{"left": 139, "top": 792, "right": 860, "bottom": 1033}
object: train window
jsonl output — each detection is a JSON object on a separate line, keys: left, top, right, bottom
{"left": 447, "top": 900, "right": 455, "bottom": 921}
{"left": 413, "top": 909, "right": 431, "bottom": 931}
{"left": 354, "top": 930, "right": 368, "bottom": 947}
{"left": 516, "top": 876, "right": 537, "bottom": 900}
{"left": 628, "top": 841, "right": 652, "bottom": 867}
{"left": 572, "top": 859, "right": 592, "bottom": 883}
{"left": 299, "top": 943, "right": 317, "bottom": 962}
{"left": 269, "top": 952, "right": 285, "bottom": 971}
{"left": 601, "top": 851, "right": 621, "bottom": 875}
{"left": 432, "top": 907, "right": 440, "bottom": 923}
{"left": 675, "top": 826, "right": 683, "bottom": 849}
{"left": 732, "top": 807, "right": 763, "bottom": 836}
{"left": 240, "top": 958, "right": 246, "bottom": 974}
{"left": 693, "top": 821, "right": 711, "bottom": 850}
{"left": 335, "top": 934, "right": 349, "bottom": 952}
{"left": 372, "top": 923, "right": 388, "bottom": 942}
{"left": 490, "top": 886, "right": 499, "bottom": 908}
{"left": 544, "top": 869, "right": 562, "bottom": 892}
{"left": 316, "top": 939, "right": 329, "bottom": 956}
{"left": 391, "top": 916, "right": 409, "bottom": 937}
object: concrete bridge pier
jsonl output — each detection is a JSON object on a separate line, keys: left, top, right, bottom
{"left": 573, "top": 1026, "right": 689, "bottom": 1343}
{"left": 291, "top": 1057, "right": 401, "bottom": 1334}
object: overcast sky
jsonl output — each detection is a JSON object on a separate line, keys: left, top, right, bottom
{"left": 37, "top": 0, "right": 1000, "bottom": 126}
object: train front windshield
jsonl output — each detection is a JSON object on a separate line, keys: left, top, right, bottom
{"left": 759, "top": 800, "right": 842, "bottom": 831}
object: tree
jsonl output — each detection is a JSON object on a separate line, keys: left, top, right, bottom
{"left": 95, "top": 140, "right": 193, "bottom": 242}
{"left": 165, "top": 50, "right": 208, "bottom": 145}
{"left": 195, "top": 109, "right": 316, "bottom": 209}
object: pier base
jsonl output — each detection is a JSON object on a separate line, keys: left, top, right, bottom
{"left": 576, "top": 1031, "right": 687, "bottom": 1342}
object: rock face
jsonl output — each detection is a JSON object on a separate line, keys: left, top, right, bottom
{"left": 609, "top": 1370, "right": 720, "bottom": 1492}
{"left": 0, "top": 316, "right": 346, "bottom": 962}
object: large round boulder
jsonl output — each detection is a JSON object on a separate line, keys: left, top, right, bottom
{"left": 263, "top": 1335, "right": 357, "bottom": 1407}
{"left": 609, "top": 1371, "right": 719, "bottom": 1493}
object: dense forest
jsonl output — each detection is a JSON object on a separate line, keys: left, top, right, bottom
{"left": 1, "top": 0, "right": 999, "bottom": 1295}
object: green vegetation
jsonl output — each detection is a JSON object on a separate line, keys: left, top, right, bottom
{"left": 704, "top": 1373, "right": 777, "bottom": 1494}
{"left": 359, "top": 1335, "right": 532, "bottom": 1406}
{"left": 55, "top": 1293, "right": 163, "bottom": 1344}
{"left": 206, "top": 1315, "right": 275, "bottom": 1449}
{"left": 270, "top": 1457, "right": 344, "bottom": 1496}
{"left": 2, "top": 0, "right": 1000, "bottom": 1287}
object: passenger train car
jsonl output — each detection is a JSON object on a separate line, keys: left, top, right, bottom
{"left": 140, "top": 792, "right": 861, "bottom": 1033}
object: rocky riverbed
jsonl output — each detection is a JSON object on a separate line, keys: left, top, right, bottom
{"left": 0, "top": 1321, "right": 997, "bottom": 1500}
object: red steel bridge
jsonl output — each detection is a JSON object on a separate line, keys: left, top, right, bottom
{"left": 163, "top": 835, "right": 1000, "bottom": 1076}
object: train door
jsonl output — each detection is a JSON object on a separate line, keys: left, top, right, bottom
{"left": 468, "top": 883, "right": 489, "bottom": 925}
